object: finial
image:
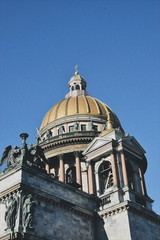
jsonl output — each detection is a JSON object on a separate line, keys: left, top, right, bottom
{"left": 20, "top": 133, "right": 29, "bottom": 148}
{"left": 74, "top": 65, "right": 79, "bottom": 74}
{"left": 107, "top": 112, "right": 113, "bottom": 130}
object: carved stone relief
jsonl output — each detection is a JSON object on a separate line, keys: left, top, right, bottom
{"left": 22, "top": 194, "right": 36, "bottom": 231}
{"left": 4, "top": 194, "right": 19, "bottom": 239}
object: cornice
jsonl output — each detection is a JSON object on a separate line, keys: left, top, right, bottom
{"left": 0, "top": 182, "right": 95, "bottom": 221}
{"left": 40, "top": 114, "right": 106, "bottom": 135}
{"left": 41, "top": 132, "right": 99, "bottom": 152}
{"left": 99, "top": 200, "right": 160, "bottom": 223}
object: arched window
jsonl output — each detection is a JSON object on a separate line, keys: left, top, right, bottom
{"left": 76, "top": 85, "right": 80, "bottom": 90}
{"left": 66, "top": 166, "right": 76, "bottom": 184}
{"left": 71, "top": 86, "right": 74, "bottom": 91}
{"left": 99, "top": 161, "right": 113, "bottom": 194}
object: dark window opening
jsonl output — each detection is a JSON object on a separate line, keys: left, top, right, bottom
{"left": 99, "top": 161, "right": 113, "bottom": 194}
{"left": 94, "top": 125, "right": 98, "bottom": 131}
{"left": 81, "top": 125, "right": 86, "bottom": 131}
{"left": 135, "top": 196, "right": 146, "bottom": 207}
{"left": 71, "top": 86, "right": 74, "bottom": 91}
{"left": 69, "top": 126, "right": 74, "bottom": 132}
{"left": 126, "top": 161, "right": 135, "bottom": 191}
{"left": 76, "top": 85, "right": 80, "bottom": 90}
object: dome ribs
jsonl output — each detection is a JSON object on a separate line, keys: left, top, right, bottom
{"left": 95, "top": 98, "right": 108, "bottom": 117}
{"left": 94, "top": 99, "right": 103, "bottom": 115}
{"left": 91, "top": 97, "right": 101, "bottom": 115}
{"left": 56, "top": 100, "right": 65, "bottom": 119}
{"left": 78, "top": 96, "right": 89, "bottom": 114}
{"left": 65, "top": 97, "right": 70, "bottom": 116}
{"left": 57, "top": 99, "right": 69, "bottom": 119}
{"left": 41, "top": 102, "right": 58, "bottom": 129}
{"left": 75, "top": 96, "right": 78, "bottom": 113}
{"left": 39, "top": 96, "right": 123, "bottom": 131}
{"left": 83, "top": 96, "right": 90, "bottom": 113}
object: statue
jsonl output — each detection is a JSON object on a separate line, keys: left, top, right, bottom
{"left": 0, "top": 145, "right": 21, "bottom": 168}
{"left": 58, "top": 126, "right": 65, "bottom": 135}
{"left": 88, "top": 122, "right": 94, "bottom": 131}
{"left": 73, "top": 122, "right": 79, "bottom": 131}
{"left": 0, "top": 134, "right": 48, "bottom": 172}
{"left": 36, "top": 135, "right": 41, "bottom": 144}
{"left": 46, "top": 129, "right": 52, "bottom": 139}
{"left": 23, "top": 194, "right": 36, "bottom": 230}
{"left": 5, "top": 195, "right": 18, "bottom": 239}
{"left": 29, "top": 144, "right": 47, "bottom": 170}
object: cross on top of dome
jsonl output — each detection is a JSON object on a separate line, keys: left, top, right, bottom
{"left": 74, "top": 65, "right": 79, "bottom": 74}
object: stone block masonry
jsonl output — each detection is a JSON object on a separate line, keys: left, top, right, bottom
{"left": 0, "top": 165, "right": 98, "bottom": 240}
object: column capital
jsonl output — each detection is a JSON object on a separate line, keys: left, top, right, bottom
{"left": 87, "top": 160, "right": 93, "bottom": 166}
{"left": 117, "top": 147, "right": 125, "bottom": 154}
{"left": 109, "top": 149, "right": 115, "bottom": 155}
{"left": 74, "top": 151, "right": 81, "bottom": 158}
{"left": 58, "top": 154, "right": 64, "bottom": 160}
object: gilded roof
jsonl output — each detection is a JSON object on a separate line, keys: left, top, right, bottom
{"left": 40, "top": 95, "right": 121, "bottom": 130}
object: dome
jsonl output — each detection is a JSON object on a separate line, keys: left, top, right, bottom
{"left": 40, "top": 95, "right": 121, "bottom": 130}
{"left": 39, "top": 69, "right": 123, "bottom": 134}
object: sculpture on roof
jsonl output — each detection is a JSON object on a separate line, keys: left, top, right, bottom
{"left": 0, "top": 145, "right": 21, "bottom": 169}
{"left": 0, "top": 133, "right": 48, "bottom": 172}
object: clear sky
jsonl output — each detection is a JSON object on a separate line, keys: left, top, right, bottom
{"left": 0, "top": 0, "right": 160, "bottom": 213}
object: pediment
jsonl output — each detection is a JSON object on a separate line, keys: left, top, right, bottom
{"left": 83, "top": 137, "right": 111, "bottom": 155}
{"left": 122, "top": 136, "right": 145, "bottom": 154}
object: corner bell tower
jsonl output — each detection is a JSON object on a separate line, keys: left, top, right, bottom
{"left": 83, "top": 125, "right": 160, "bottom": 240}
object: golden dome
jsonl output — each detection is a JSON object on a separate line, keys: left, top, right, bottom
{"left": 40, "top": 95, "right": 121, "bottom": 130}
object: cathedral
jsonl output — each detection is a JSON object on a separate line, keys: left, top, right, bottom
{"left": 0, "top": 69, "right": 160, "bottom": 240}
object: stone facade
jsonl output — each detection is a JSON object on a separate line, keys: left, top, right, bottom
{"left": 0, "top": 164, "right": 98, "bottom": 240}
{"left": 99, "top": 201, "right": 160, "bottom": 240}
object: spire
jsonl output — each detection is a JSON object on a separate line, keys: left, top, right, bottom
{"left": 107, "top": 111, "right": 113, "bottom": 130}
{"left": 99, "top": 111, "right": 114, "bottom": 137}
{"left": 65, "top": 66, "right": 89, "bottom": 98}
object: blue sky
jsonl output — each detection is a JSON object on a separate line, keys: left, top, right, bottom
{"left": 0, "top": 0, "right": 160, "bottom": 213}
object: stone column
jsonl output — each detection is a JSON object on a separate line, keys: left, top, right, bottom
{"left": 120, "top": 151, "right": 128, "bottom": 187}
{"left": 74, "top": 152, "right": 82, "bottom": 188}
{"left": 88, "top": 161, "right": 94, "bottom": 194}
{"left": 111, "top": 152, "right": 118, "bottom": 186}
{"left": 139, "top": 167, "right": 146, "bottom": 195}
{"left": 59, "top": 154, "right": 65, "bottom": 182}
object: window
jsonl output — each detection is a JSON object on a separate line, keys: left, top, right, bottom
{"left": 126, "top": 161, "right": 135, "bottom": 190}
{"left": 81, "top": 125, "right": 86, "bottom": 131}
{"left": 71, "top": 86, "right": 74, "bottom": 91}
{"left": 99, "top": 161, "right": 113, "bottom": 194}
{"left": 76, "top": 85, "right": 80, "bottom": 90}
{"left": 69, "top": 126, "right": 74, "bottom": 132}
{"left": 94, "top": 125, "right": 98, "bottom": 131}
